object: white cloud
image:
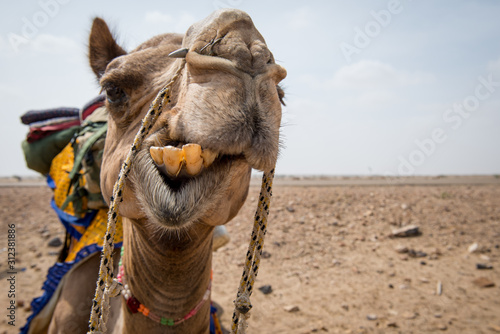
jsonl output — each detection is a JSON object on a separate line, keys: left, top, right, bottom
{"left": 284, "top": 7, "right": 314, "bottom": 31}
{"left": 176, "top": 12, "right": 197, "bottom": 32}
{"left": 145, "top": 11, "right": 174, "bottom": 24}
{"left": 144, "top": 11, "right": 196, "bottom": 33}
{"left": 0, "top": 35, "right": 5, "bottom": 52}
{"left": 487, "top": 57, "right": 500, "bottom": 73}
{"left": 31, "top": 34, "right": 80, "bottom": 54}
{"left": 0, "top": 33, "right": 81, "bottom": 56}
{"left": 329, "top": 60, "right": 435, "bottom": 90}
{"left": 341, "top": 90, "right": 399, "bottom": 110}
{"left": 319, "top": 60, "right": 436, "bottom": 111}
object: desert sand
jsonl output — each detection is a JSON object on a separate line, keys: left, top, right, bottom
{"left": 0, "top": 176, "right": 499, "bottom": 333}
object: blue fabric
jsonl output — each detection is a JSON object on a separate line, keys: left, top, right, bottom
{"left": 46, "top": 174, "right": 56, "bottom": 190}
{"left": 48, "top": 174, "right": 97, "bottom": 239}
{"left": 20, "top": 242, "right": 122, "bottom": 334}
{"left": 50, "top": 199, "right": 97, "bottom": 240}
{"left": 210, "top": 304, "right": 217, "bottom": 334}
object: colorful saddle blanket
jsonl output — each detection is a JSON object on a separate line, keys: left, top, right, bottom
{"left": 20, "top": 98, "right": 123, "bottom": 334}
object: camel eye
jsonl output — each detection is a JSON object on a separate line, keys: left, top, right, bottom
{"left": 105, "top": 84, "right": 127, "bottom": 104}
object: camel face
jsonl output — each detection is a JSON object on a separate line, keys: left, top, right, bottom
{"left": 90, "top": 9, "right": 286, "bottom": 230}
{"left": 171, "top": 10, "right": 287, "bottom": 171}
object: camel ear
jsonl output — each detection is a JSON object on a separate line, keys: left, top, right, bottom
{"left": 88, "top": 17, "right": 127, "bottom": 78}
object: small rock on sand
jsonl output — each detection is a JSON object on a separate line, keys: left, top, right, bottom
{"left": 408, "top": 249, "right": 427, "bottom": 258}
{"left": 402, "top": 311, "right": 418, "bottom": 320}
{"left": 488, "top": 325, "right": 500, "bottom": 333}
{"left": 284, "top": 305, "right": 300, "bottom": 313}
{"left": 472, "top": 277, "right": 495, "bottom": 288}
{"left": 468, "top": 242, "right": 479, "bottom": 253}
{"left": 391, "top": 225, "right": 420, "bottom": 238}
{"left": 48, "top": 237, "right": 63, "bottom": 247}
{"left": 363, "top": 210, "right": 374, "bottom": 217}
{"left": 476, "top": 263, "right": 493, "bottom": 270}
{"left": 436, "top": 323, "right": 448, "bottom": 331}
{"left": 261, "top": 251, "right": 272, "bottom": 259}
{"left": 394, "top": 245, "right": 409, "bottom": 254}
{"left": 258, "top": 285, "right": 273, "bottom": 295}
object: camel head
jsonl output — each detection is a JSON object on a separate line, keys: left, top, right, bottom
{"left": 89, "top": 9, "right": 286, "bottom": 230}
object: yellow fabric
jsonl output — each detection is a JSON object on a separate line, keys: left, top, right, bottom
{"left": 49, "top": 142, "right": 123, "bottom": 263}
{"left": 65, "top": 210, "right": 123, "bottom": 262}
{"left": 50, "top": 143, "right": 86, "bottom": 218}
{"left": 213, "top": 310, "right": 223, "bottom": 334}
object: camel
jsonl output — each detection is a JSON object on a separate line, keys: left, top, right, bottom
{"left": 43, "top": 9, "right": 286, "bottom": 334}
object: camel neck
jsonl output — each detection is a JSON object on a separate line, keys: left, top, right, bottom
{"left": 120, "top": 217, "right": 213, "bottom": 334}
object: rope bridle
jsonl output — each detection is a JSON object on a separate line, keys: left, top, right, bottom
{"left": 87, "top": 56, "right": 275, "bottom": 334}
{"left": 88, "top": 61, "right": 185, "bottom": 333}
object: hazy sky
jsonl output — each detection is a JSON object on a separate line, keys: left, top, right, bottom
{"left": 1, "top": 0, "right": 499, "bottom": 177}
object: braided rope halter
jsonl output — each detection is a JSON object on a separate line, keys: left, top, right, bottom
{"left": 88, "top": 61, "right": 185, "bottom": 333}
{"left": 88, "top": 55, "right": 276, "bottom": 334}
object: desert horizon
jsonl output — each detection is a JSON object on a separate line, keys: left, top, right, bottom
{"left": 1, "top": 177, "right": 499, "bottom": 333}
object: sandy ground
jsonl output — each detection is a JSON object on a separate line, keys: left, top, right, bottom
{"left": 0, "top": 177, "right": 499, "bottom": 334}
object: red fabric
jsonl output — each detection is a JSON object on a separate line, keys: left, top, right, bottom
{"left": 24, "top": 96, "right": 104, "bottom": 143}
{"left": 81, "top": 101, "right": 105, "bottom": 121}
{"left": 27, "top": 120, "right": 80, "bottom": 143}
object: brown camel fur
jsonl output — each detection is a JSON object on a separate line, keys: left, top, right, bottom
{"left": 45, "top": 9, "right": 286, "bottom": 334}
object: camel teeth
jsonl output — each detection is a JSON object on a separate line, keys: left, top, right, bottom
{"left": 201, "top": 149, "right": 217, "bottom": 168}
{"left": 182, "top": 144, "right": 203, "bottom": 176}
{"left": 150, "top": 146, "right": 164, "bottom": 165}
{"left": 163, "top": 146, "right": 184, "bottom": 176}
{"left": 152, "top": 143, "right": 219, "bottom": 178}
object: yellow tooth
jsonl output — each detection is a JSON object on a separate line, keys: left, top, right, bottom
{"left": 150, "top": 146, "right": 164, "bottom": 165}
{"left": 163, "top": 146, "right": 184, "bottom": 176}
{"left": 182, "top": 144, "right": 203, "bottom": 176}
{"left": 201, "top": 149, "right": 217, "bottom": 168}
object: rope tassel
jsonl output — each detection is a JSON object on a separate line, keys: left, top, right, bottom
{"left": 231, "top": 169, "right": 275, "bottom": 334}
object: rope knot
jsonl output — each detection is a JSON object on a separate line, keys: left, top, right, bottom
{"left": 107, "top": 278, "right": 124, "bottom": 298}
{"left": 234, "top": 293, "right": 252, "bottom": 315}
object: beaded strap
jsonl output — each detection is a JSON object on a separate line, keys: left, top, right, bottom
{"left": 117, "top": 249, "right": 212, "bottom": 327}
